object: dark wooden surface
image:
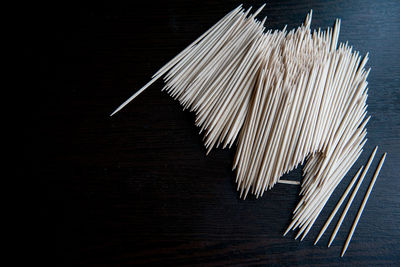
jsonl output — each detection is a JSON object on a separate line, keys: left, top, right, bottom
{"left": 26, "top": 0, "right": 400, "bottom": 266}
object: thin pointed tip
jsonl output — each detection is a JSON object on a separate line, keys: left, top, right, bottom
{"left": 283, "top": 228, "right": 290, "bottom": 236}
{"left": 294, "top": 232, "right": 301, "bottom": 240}
{"left": 283, "top": 232, "right": 288, "bottom": 237}
{"left": 110, "top": 107, "right": 121, "bottom": 117}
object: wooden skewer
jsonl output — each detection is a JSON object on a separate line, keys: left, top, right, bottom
{"left": 278, "top": 180, "right": 301, "bottom": 185}
{"left": 328, "top": 146, "right": 378, "bottom": 247}
{"left": 110, "top": 5, "right": 245, "bottom": 116}
{"left": 292, "top": 143, "right": 365, "bottom": 240}
{"left": 314, "top": 165, "right": 363, "bottom": 245}
{"left": 341, "top": 152, "right": 387, "bottom": 257}
{"left": 284, "top": 135, "right": 365, "bottom": 237}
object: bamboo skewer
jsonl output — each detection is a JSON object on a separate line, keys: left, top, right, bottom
{"left": 328, "top": 146, "right": 378, "bottom": 247}
{"left": 110, "top": 5, "right": 245, "bottom": 116}
{"left": 341, "top": 152, "right": 387, "bottom": 257}
{"left": 314, "top": 166, "right": 363, "bottom": 245}
{"left": 278, "top": 180, "right": 301, "bottom": 185}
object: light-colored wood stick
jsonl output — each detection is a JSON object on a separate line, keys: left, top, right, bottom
{"left": 294, "top": 143, "right": 364, "bottom": 240}
{"left": 278, "top": 180, "right": 301, "bottom": 185}
{"left": 110, "top": 5, "right": 244, "bottom": 116}
{"left": 341, "top": 152, "right": 387, "bottom": 257}
{"left": 328, "top": 146, "right": 378, "bottom": 247}
{"left": 314, "top": 165, "right": 363, "bottom": 245}
{"left": 286, "top": 135, "right": 365, "bottom": 237}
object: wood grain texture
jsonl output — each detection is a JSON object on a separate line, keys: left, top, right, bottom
{"left": 25, "top": 0, "right": 400, "bottom": 266}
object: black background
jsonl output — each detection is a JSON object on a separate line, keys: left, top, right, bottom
{"left": 24, "top": 0, "right": 399, "bottom": 266}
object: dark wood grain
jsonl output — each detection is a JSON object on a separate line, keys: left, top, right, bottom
{"left": 26, "top": 0, "right": 400, "bottom": 266}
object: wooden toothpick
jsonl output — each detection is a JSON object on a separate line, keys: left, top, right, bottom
{"left": 328, "top": 146, "right": 378, "bottom": 247}
{"left": 314, "top": 165, "right": 363, "bottom": 245}
{"left": 341, "top": 152, "right": 387, "bottom": 257}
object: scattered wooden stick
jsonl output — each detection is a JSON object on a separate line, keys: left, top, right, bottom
{"left": 278, "top": 180, "right": 301, "bottom": 185}
{"left": 341, "top": 152, "right": 387, "bottom": 257}
{"left": 314, "top": 165, "right": 364, "bottom": 245}
{"left": 328, "top": 146, "right": 378, "bottom": 247}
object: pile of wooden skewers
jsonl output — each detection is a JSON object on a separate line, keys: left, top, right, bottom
{"left": 111, "top": 4, "right": 387, "bottom": 257}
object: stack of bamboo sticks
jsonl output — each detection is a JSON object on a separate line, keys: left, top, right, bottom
{"left": 111, "top": 4, "right": 387, "bottom": 256}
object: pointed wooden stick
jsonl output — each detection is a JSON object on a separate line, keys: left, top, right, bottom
{"left": 328, "top": 146, "right": 378, "bottom": 247}
{"left": 341, "top": 152, "right": 387, "bottom": 257}
{"left": 314, "top": 165, "right": 363, "bottom": 245}
{"left": 110, "top": 5, "right": 244, "bottom": 116}
{"left": 278, "top": 180, "right": 301, "bottom": 185}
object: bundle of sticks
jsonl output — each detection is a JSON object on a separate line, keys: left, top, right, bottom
{"left": 111, "top": 4, "right": 387, "bottom": 256}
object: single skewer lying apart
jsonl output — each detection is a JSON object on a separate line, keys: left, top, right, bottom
{"left": 314, "top": 165, "right": 364, "bottom": 245}
{"left": 341, "top": 152, "right": 387, "bottom": 257}
{"left": 328, "top": 146, "right": 378, "bottom": 247}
